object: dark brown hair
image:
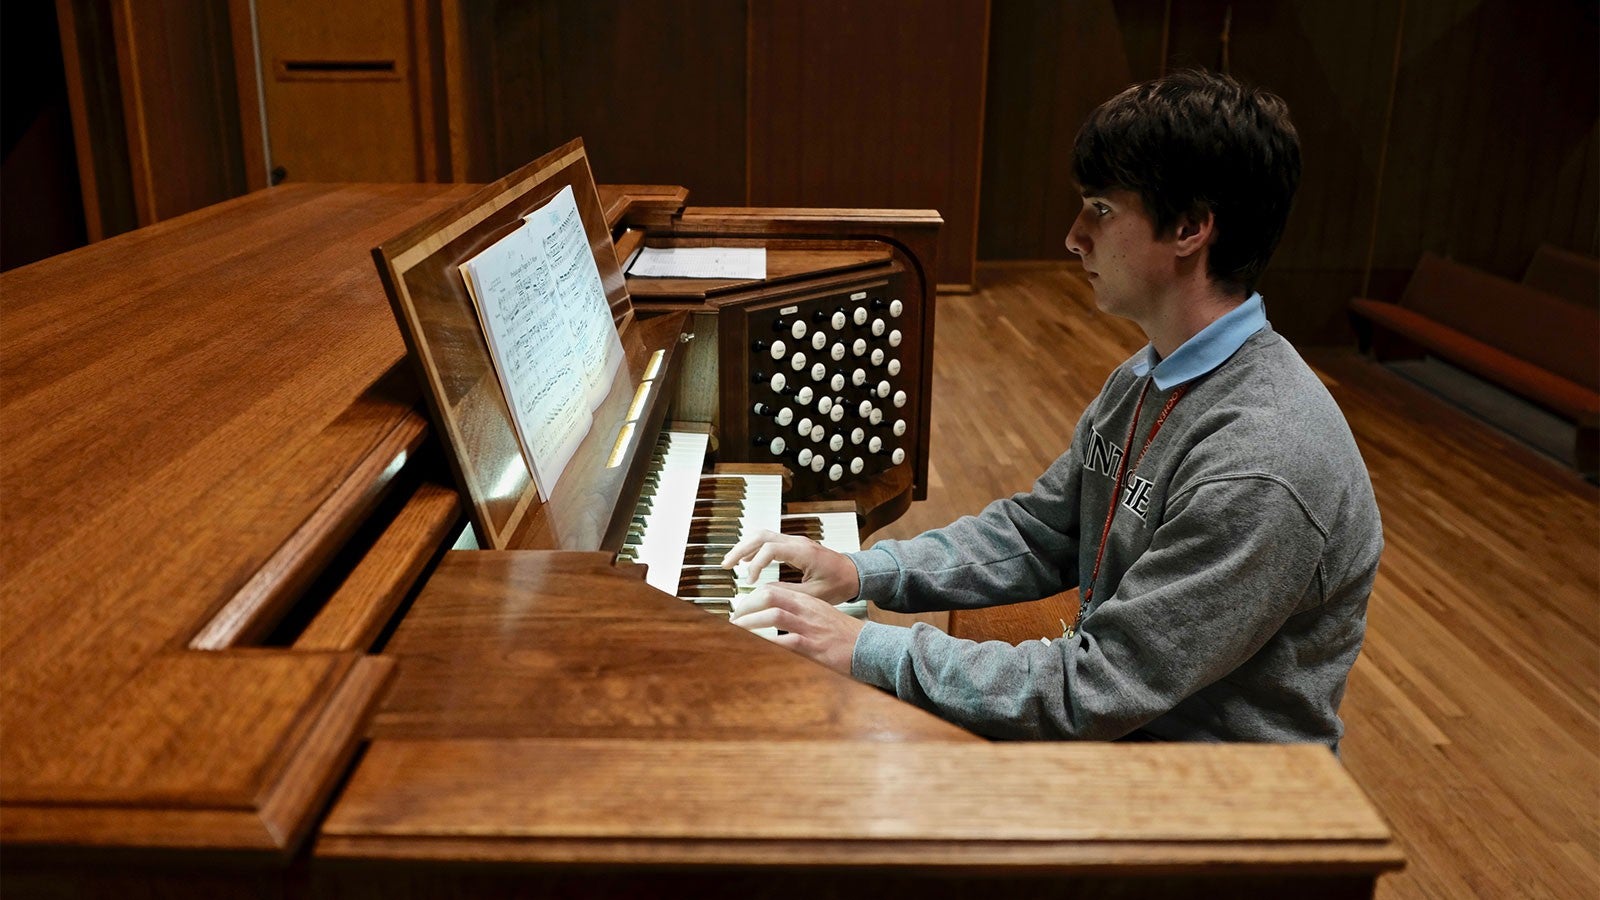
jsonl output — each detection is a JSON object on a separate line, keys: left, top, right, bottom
{"left": 1072, "top": 69, "right": 1301, "bottom": 294}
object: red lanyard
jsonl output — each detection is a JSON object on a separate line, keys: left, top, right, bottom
{"left": 1066, "top": 378, "right": 1188, "bottom": 638}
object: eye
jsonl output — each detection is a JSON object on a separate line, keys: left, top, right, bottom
{"left": 1092, "top": 201, "right": 1111, "bottom": 217}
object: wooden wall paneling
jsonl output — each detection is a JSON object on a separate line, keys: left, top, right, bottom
{"left": 747, "top": 0, "right": 989, "bottom": 291}
{"left": 1374, "top": 0, "right": 1598, "bottom": 287}
{"left": 1, "top": 2, "right": 88, "bottom": 271}
{"left": 438, "top": 0, "right": 495, "bottom": 183}
{"left": 254, "top": 0, "right": 440, "bottom": 183}
{"left": 226, "top": 0, "right": 270, "bottom": 191}
{"left": 1557, "top": 124, "right": 1599, "bottom": 253}
{"left": 474, "top": 0, "right": 747, "bottom": 198}
{"left": 1225, "top": 1, "right": 1404, "bottom": 345}
{"left": 415, "top": 0, "right": 451, "bottom": 181}
{"left": 977, "top": 0, "right": 1167, "bottom": 262}
{"left": 53, "top": 0, "right": 138, "bottom": 241}
{"left": 109, "top": 0, "right": 248, "bottom": 225}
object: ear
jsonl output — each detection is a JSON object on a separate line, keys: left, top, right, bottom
{"left": 1172, "top": 208, "right": 1215, "bottom": 259}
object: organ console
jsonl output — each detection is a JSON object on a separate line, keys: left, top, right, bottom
{"left": 0, "top": 140, "right": 1401, "bottom": 897}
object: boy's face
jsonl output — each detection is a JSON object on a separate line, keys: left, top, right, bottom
{"left": 1064, "top": 188, "right": 1177, "bottom": 324}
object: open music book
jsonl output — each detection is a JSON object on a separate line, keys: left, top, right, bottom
{"left": 459, "top": 184, "right": 625, "bottom": 499}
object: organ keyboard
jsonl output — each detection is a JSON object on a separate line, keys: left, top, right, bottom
{"left": 618, "top": 429, "right": 708, "bottom": 594}
{"left": 622, "top": 429, "right": 869, "bottom": 629}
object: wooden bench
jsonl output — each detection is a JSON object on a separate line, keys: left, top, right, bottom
{"left": 1349, "top": 249, "right": 1599, "bottom": 474}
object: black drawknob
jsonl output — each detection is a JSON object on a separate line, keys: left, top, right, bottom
{"left": 751, "top": 339, "right": 767, "bottom": 353}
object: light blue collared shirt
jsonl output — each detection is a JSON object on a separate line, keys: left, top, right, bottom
{"left": 1130, "top": 292, "right": 1268, "bottom": 389}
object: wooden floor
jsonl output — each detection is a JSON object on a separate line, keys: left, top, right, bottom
{"left": 868, "top": 261, "right": 1600, "bottom": 900}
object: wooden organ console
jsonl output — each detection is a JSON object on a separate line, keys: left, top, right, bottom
{"left": 0, "top": 141, "right": 1401, "bottom": 898}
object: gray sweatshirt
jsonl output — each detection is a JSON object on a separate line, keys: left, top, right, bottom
{"left": 849, "top": 301, "right": 1382, "bottom": 750}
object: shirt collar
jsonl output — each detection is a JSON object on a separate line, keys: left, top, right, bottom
{"left": 1130, "top": 292, "right": 1268, "bottom": 389}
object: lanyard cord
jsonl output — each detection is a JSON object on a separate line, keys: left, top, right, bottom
{"left": 1066, "top": 378, "right": 1189, "bottom": 638}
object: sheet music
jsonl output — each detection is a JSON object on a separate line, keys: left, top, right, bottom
{"left": 523, "top": 185, "right": 625, "bottom": 405}
{"left": 459, "top": 184, "right": 625, "bottom": 500}
{"left": 627, "top": 246, "right": 767, "bottom": 279}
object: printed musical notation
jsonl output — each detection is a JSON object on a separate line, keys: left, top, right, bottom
{"left": 459, "top": 184, "right": 625, "bottom": 500}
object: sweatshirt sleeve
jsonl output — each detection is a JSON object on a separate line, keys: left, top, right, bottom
{"left": 850, "top": 430, "right": 1088, "bottom": 615}
{"left": 850, "top": 473, "right": 1327, "bottom": 740}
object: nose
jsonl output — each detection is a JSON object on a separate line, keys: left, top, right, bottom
{"left": 1065, "top": 210, "right": 1089, "bottom": 258}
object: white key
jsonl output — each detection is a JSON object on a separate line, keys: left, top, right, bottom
{"left": 627, "top": 431, "right": 708, "bottom": 597}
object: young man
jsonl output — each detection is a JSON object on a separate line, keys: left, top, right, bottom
{"left": 722, "top": 69, "right": 1382, "bottom": 750}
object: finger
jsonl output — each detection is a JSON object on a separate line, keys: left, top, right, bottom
{"left": 732, "top": 583, "right": 811, "bottom": 621}
{"left": 735, "top": 539, "right": 809, "bottom": 584}
{"left": 729, "top": 584, "right": 775, "bottom": 620}
{"left": 719, "top": 534, "right": 767, "bottom": 569}
{"left": 729, "top": 606, "right": 787, "bottom": 632}
{"left": 719, "top": 529, "right": 785, "bottom": 568}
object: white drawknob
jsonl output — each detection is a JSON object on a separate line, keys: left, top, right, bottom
{"left": 818, "top": 396, "right": 833, "bottom": 415}
{"left": 851, "top": 368, "right": 867, "bottom": 386}
{"left": 869, "top": 409, "right": 883, "bottom": 425}
{"left": 871, "top": 318, "right": 885, "bottom": 336}
{"left": 891, "top": 448, "right": 906, "bottom": 465}
{"left": 798, "top": 448, "right": 814, "bottom": 466}
{"left": 770, "top": 340, "right": 786, "bottom": 360}
{"left": 831, "top": 310, "right": 847, "bottom": 329}
{"left": 798, "top": 417, "right": 814, "bottom": 434}
{"left": 830, "top": 343, "right": 846, "bottom": 361}
{"left": 869, "top": 435, "right": 883, "bottom": 452}
{"left": 830, "top": 373, "right": 845, "bottom": 391}
{"left": 853, "top": 307, "right": 868, "bottom": 326}
{"left": 852, "top": 338, "right": 867, "bottom": 356}
{"left": 811, "top": 331, "right": 827, "bottom": 350}
{"left": 887, "top": 358, "right": 901, "bottom": 376}
{"left": 790, "top": 320, "right": 807, "bottom": 340}
{"left": 889, "top": 329, "right": 902, "bottom": 347}
{"left": 790, "top": 352, "right": 806, "bottom": 371}
{"left": 893, "top": 418, "right": 907, "bottom": 436}
{"left": 776, "top": 407, "right": 794, "bottom": 426}
{"left": 829, "top": 404, "right": 844, "bottom": 422}
{"left": 769, "top": 437, "right": 786, "bottom": 455}
{"left": 828, "top": 463, "right": 843, "bottom": 481}
{"left": 876, "top": 380, "right": 891, "bottom": 398}
{"left": 851, "top": 427, "right": 864, "bottom": 444}
{"left": 811, "top": 362, "right": 826, "bottom": 381}
{"left": 810, "top": 424, "right": 826, "bottom": 442}
{"left": 889, "top": 298, "right": 903, "bottom": 317}
{"left": 850, "top": 457, "right": 864, "bottom": 474}
{"left": 796, "top": 386, "right": 814, "bottom": 404}
{"left": 857, "top": 400, "right": 873, "bottom": 418}
{"left": 770, "top": 372, "right": 787, "bottom": 392}
{"left": 829, "top": 434, "right": 844, "bottom": 452}
{"left": 893, "top": 390, "right": 907, "bottom": 408}
{"left": 811, "top": 455, "right": 826, "bottom": 472}
{"left": 871, "top": 348, "right": 885, "bottom": 366}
